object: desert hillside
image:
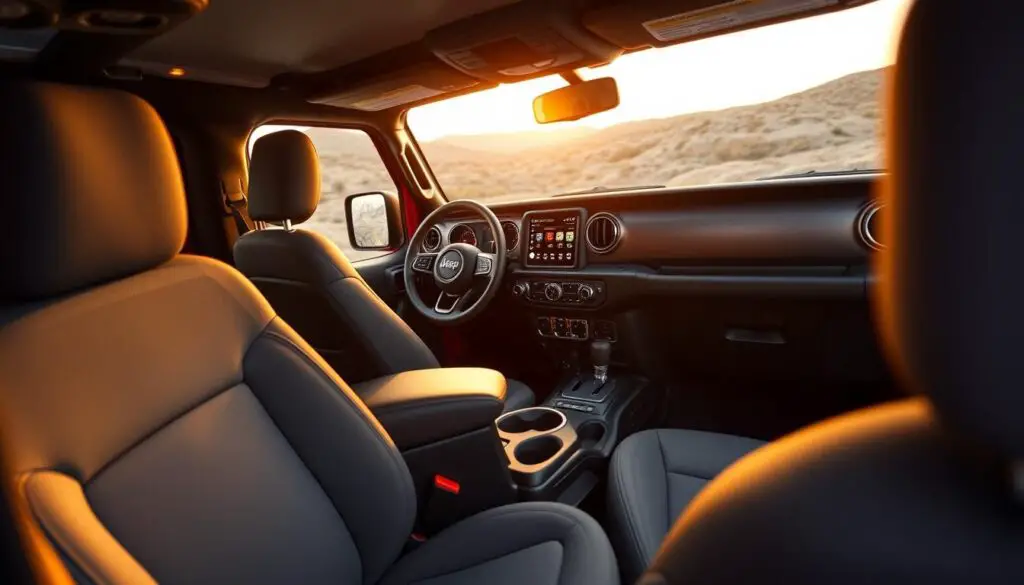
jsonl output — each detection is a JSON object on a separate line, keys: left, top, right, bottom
{"left": 421, "top": 67, "right": 885, "bottom": 202}
{"left": 299, "top": 67, "right": 885, "bottom": 255}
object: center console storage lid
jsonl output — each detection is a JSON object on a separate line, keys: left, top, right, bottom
{"left": 354, "top": 368, "right": 507, "bottom": 450}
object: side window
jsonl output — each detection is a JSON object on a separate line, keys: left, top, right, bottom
{"left": 248, "top": 125, "right": 399, "bottom": 261}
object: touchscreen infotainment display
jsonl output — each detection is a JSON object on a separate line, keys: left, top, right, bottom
{"left": 525, "top": 210, "right": 580, "bottom": 268}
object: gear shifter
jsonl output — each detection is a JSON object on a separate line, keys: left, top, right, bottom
{"left": 560, "top": 339, "right": 615, "bottom": 403}
{"left": 590, "top": 339, "right": 611, "bottom": 385}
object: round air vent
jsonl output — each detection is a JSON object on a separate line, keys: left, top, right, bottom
{"left": 586, "top": 213, "right": 622, "bottom": 254}
{"left": 422, "top": 226, "right": 442, "bottom": 252}
{"left": 501, "top": 221, "right": 520, "bottom": 252}
{"left": 857, "top": 202, "right": 885, "bottom": 251}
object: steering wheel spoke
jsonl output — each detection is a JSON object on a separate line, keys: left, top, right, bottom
{"left": 410, "top": 253, "right": 437, "bottom": 274}
{"left": 474, "top": 252, "right": 496, "bottom": 276}
{"left": 433, "top": 291, "right": 465, "bottom": 315}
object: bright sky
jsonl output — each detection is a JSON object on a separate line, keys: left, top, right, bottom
{"left": 408, "top": 0, "right": 909, "bottom": 141}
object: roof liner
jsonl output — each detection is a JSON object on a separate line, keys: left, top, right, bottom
{"left": 124, "top": 0, "right": 520, "bottom": 86}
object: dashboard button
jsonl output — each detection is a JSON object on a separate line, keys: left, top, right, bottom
{"left": 553, "top": 317, "right": 568, "bottom": 336}
{"left": 570, "top": 319, "right": 588, "bottom": 339}
{"left": 537, "top": 317, "right": 552, "bottom": 336}
{"left": 578, "top": 285, "right": 594, "bottom": 301}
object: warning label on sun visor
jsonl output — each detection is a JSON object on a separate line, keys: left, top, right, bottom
{"left": 642, "top": 0, "right": 839, "bottom": 42}
{"left": 348, "top": 85, "right": 446, "bottom": 111}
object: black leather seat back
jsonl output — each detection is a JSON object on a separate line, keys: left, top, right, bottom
{"left": 642, "top": 3, "right": 1024, "bottom": 583}
{"left": 235, "top": 227, "right": 389, "bottom": 383}
{"left": 235, "top": 131, "right": 438, "bottom": 384}
{"left": 0, "top": 83, "right": 416, "bottom": 585}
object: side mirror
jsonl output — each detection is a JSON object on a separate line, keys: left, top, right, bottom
{"left": 533, "top": 77, "right": 620, "bottom": 124}
{"left": 345, "top": 192, "right": 402, "bottom": 250}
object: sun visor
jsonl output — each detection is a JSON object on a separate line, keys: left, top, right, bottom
{"left": 583, "top": 0, "right": 874, "bottom": 50}
{"left": 307, "top": 59, "right": 480, "bottom": 111}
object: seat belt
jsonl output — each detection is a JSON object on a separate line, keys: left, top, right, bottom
{"left": 221, "top": 176, "right": 253, "bottom": 236}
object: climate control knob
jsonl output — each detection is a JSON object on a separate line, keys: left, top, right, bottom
{"left": 511, "top": 282, "right": 529, "bottom": 297}
{"left": 544, "top": 282, "right": 563, "bottom": 301}
{"left": 578, "top": 285, "right": 594, "bottom": 301}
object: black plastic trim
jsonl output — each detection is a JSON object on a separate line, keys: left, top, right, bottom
{"left": 511, "top": 265, "right": 865, "bottom": 303}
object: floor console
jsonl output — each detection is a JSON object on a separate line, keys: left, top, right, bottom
{"left": 498, "top": 367, "right": 658, "bottom": 504}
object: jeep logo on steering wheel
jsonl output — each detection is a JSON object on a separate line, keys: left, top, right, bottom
{"left": 436, "top": 251, "right": 464, "bottom": 281}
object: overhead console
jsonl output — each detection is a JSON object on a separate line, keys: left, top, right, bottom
{"left": 424, "top": 0, "right": 621, "bottom": 83}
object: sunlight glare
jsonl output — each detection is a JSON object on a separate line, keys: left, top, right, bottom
{"left": 408, "top": 0, "right": 907, "bottom": 141}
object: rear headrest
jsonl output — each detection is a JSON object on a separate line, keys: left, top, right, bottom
{"left": 880, "top": 2, "right": 1024, "bottom": 458}
{"left": 247, "top": 130, "right": 320, "bottom": 224}
{"left": 0, "top": 82, "right": 187, "bottom": 301}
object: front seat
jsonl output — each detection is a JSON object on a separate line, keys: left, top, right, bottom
{"left": 641, "top": 2, "right": 1024, "bottom": 584}
{"left": 234, "top": 130, "right": 535, "bottom": 411}
{"left": 0, "top": 82, "right": 615, "bottom": 585}
{"left": 607, "top": 428, "right": 764, "bottom": 580}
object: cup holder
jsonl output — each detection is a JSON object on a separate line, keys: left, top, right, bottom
{"left": 577, "top": 420, "right": 607, "bottom": 449}
{"left": 496, "top": 407, "right": 567, "bottom": 435}
{"left": 514, "top": 435, "right": 564, "bottom": 466}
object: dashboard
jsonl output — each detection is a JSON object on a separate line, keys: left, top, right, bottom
{"left": 425, "top": 174, "right": 881, "bottom": 280}
{"left": 419, "top": 174, "right": 885, "bottom": 349}
{"left": 419, "top": 174, "right": 892, "bottom": 438}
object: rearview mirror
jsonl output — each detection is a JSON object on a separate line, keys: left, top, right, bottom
{"left": 533, "top": 77, "right": 619, "bottom": 124}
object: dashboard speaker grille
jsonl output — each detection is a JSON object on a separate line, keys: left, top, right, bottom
{"left": 586, "top": 213, "right": 622, "bottom": 254}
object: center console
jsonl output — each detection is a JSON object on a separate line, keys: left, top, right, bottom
{"left": 359, "top": 368, "right": 518, "bottom": 531}
{"left": 356, "top": 359, "right": 656, "bottom": 531}
{"left": 497, "top": 341, "right": 658, "bottom": 504}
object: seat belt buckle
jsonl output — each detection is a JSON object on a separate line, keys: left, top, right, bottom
{"left": 403, "top": 531, "right": 427, "bottom": 554}
{"left": 421, "top": 474, "right": 464, "bottom": 535}
{"left": 434, "top": 474, "right": 461, "bottom": 494}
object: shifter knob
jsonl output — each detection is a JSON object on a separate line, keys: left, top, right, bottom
{"left": 590, "top": 339, "right": 611, "bottom": 366}
{"left": 590, "top": 340, "right": 611, "bottom": 383}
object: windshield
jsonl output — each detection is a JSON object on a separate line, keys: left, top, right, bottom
{"left": 407, "top": 0, "right": 906, "bottom": 204}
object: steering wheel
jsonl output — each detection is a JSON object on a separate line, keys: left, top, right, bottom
{"left": 405, "top": 200, "right": 507, "bottom": 325}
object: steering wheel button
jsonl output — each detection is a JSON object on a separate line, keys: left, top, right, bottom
{"left": 476, "top": 256, "right": 492, "bottom": 274}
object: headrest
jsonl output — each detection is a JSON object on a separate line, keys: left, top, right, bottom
{"left": 0, "top": 82, "right": 187, "bottom": 301}
{"left": 880, "top": 2, "right": 1024, "bottom": 457}
{"left": 247, "top": 130, "right": 321, "bottom": 224}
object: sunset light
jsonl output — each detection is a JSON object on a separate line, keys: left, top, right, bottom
{"left": 408, "top": 0, "right": 907, "bottom": 141}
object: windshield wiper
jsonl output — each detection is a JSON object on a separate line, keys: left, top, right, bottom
{"left": 552, "top": 185, "right": 665, "bottom": 197}
{"left": 757, "top": 169, "right": 884, "bottom": 181}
